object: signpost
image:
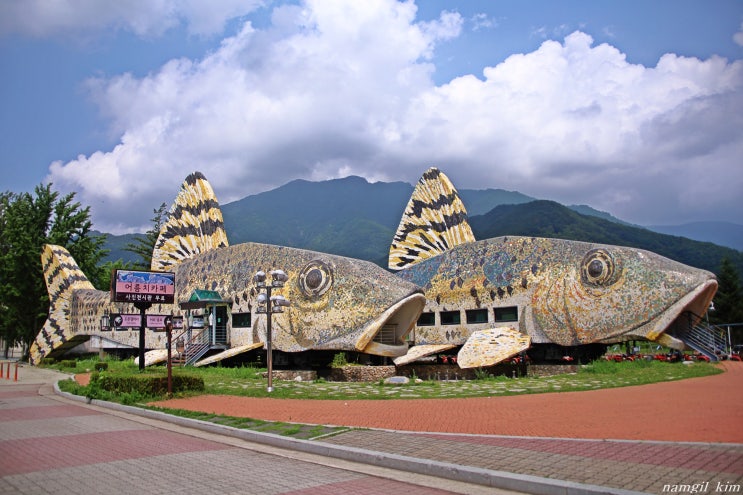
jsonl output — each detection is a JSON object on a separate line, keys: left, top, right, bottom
{"left": 111, "top": 269, "right": 175, "bottom": 370}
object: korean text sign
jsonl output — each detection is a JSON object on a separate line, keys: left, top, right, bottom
{"left": 111, "top": 270, "right": 175, "bottom": 304}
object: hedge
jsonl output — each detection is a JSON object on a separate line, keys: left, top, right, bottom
{"left": 95, "top": 374, "right": 204, "bottom": 395}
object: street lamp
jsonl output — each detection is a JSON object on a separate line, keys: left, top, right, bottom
{"left": 254, "top": 269, "right": 291, "bottom": 392}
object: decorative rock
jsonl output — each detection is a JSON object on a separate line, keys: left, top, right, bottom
{"left": 384, "top": 376, "right": 410, "bottom": 385}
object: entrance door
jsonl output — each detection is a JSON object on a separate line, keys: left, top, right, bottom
{"left": 214, "top": 305, "right": 228, "bottom": 345}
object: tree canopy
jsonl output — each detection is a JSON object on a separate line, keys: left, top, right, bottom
{"left": 124, "top": 202, "right": 168, "bottom": 270}
{"left": 711, "top": 258, "right": 743, "bottom": 325}
{"left": 0, "top": 184, "right": 107, "bottom": 356}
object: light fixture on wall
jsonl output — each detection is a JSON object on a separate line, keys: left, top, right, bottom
{"left": 100, "top": 311, "right": 110, "bottom": 331}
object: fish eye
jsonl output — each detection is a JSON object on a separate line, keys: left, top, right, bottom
{"left": 581, "top": 249, "right": 620, "bottom": 287}
{"left": 298, "top": 260, "right": 333, "bottom": 297}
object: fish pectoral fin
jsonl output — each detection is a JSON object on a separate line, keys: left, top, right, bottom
{"left": 457, "top": 327, "right": 531, "bottom": 369}
{"left": 134, "top": 349, "right": 170, "bottom": 367}
{"left": 393, "top": 344, "right": 458, "bottom": 366}
{"left": 150, "top": 172, "right": 229, "bottom": 271}
{"left": 388, "top": 167, "right": 475, "bottom": 271}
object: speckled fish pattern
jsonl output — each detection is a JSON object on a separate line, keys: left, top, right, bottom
{"left": 30, "top": 242, "right": 424, "bottom": 364}
{"left": 397, "top": 234, "right": 716, "bottom": 347}
{"left": 174, "top": 242, "right": 423, "bottom": 353}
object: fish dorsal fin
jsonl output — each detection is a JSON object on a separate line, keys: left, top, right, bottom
{"left": 29, "top": 244, "right": 95, "bottom": 364}
{"left": 150, "top": 172, "right": 229, "bottom": 271}
{"left": 389, "top": 167, "right": 475, "bottom": 270}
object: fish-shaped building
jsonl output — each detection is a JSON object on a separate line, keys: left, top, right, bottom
{"left": 389, "top": 168, "right": 718, "bottom": 368}
{"left": 29, "top": 172, "right": 425, "bottom": 366}
{"left": 30, "top": 169, "right": 719, "bottom": 370}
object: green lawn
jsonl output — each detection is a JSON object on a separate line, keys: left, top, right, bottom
{"left": 54, "top": 355, "right": 721, "bottom": 401}
{"left": 52, "top": 355, "right": 722, "bottom": 439}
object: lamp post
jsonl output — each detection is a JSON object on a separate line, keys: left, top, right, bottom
{"left": 165, "top": 317, "right": 173, "bottom": 397}
{"left": 254, "top": 269, "right": 290, "bottom": 393}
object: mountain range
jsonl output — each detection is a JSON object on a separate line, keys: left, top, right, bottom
{"left": 100, "top": 175, "right": 743, "bottom": 276}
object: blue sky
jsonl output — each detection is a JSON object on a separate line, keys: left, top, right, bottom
{"left": 1, "top": 0, "right": 741, "bottom": 233}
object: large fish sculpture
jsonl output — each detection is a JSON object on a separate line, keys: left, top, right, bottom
{"left": 389, "top": 168, "right": 718, "bottom": 368}
{"left": 29, "top": 172, "right": 425, "bottom": 366}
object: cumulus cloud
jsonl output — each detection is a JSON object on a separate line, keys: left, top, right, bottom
{"left": 45, "top": 0, "right": 743, "bottom": 233}
{"left": 0, "top": 0, "right": 262, "bottom": 37}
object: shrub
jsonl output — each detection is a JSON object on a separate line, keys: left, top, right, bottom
{"left": 94, "top": 362, "right": 108, "bottom": 372}
{"left": 331, "top": 352, "right": 348, "bottom": 368}
{"left": 473, "top": 367, "right": 491, "bottom": 380}
{"left": 60, "top": 360, "right": 76, "bottom": 369}
{"left": 97, "top": 374, "right": 205, "bottom": 396}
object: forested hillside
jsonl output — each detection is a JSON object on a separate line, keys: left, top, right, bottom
{"left": 100, "top": 176, "right": 742, "bottom": 277}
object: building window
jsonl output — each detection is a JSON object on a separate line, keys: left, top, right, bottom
{"left": 417, "top": 312, "right": 435, "bottom": 326}
{"left": 466, "top": 309, "right": 488, "bottom": 324}
{"left": 232, "top": 312, "right": 251, "bottom": 328}
{"left": 494, "top": 306, "right": 518, "bottom": 322}
{"left": 440, "top": 310, "right": 461, "bottom": 325}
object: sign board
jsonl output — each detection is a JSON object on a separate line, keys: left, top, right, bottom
{"left": 111, "top": 313, "right": 141, "bottom": 330}
{"left": 147, "top": 315, "right": 184, "bottom": 331}
{"left": 111, "top": 270, "right": 175, "bottom": 304}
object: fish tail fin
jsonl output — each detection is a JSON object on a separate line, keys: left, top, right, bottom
{"left": 388, "top": 167, "right": 475, "bottom": 270}
{"left": 29, "top": 245, "right": 96, "bottom": 365}
{"left": 150, "top": 171, "right": 229, "bottom": 271}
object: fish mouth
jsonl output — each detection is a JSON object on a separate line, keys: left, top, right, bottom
{"left": 355, "top": 291, "right": 426, "bottom": 357}
{"left": 620, "top": 279, "right": 718, "bottom": 349}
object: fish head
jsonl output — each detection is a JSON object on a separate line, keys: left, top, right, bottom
{"left": 530, "top": 240, "right": 717, "bottom": 347}
{"left": 275, "top": 251, "right": 425, "bottom": 355}
{"left": 179, "top": 243, "right": 425, "bottom": 356}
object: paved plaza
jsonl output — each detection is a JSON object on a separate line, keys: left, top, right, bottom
{"left": 1, "top": 362, "right": 741, "bottom": 494}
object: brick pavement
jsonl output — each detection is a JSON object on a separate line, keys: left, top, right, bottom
{"left": 2, "top": 361, "right": 742, "bottom": 494}
{"left": 150, "top": 361, "right": 743, "bottom": 494}
{"left": 0, "top": 366, "right": 510, "bottom": 495}
{"left": 320, "top": 430, "right": 743, "bottom": 494}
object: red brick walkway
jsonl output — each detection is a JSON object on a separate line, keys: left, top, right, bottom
{"left": 151, "top": 361, "right": 743, "bottom": 443}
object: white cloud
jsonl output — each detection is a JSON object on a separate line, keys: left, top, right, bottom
{"left": 735, "top": 22, "right": 743, "bottom": 47}
{"left": 470, "top": 13, "right": 497, "bottom": 31}
{"left": 45, "top": 1, "right": 743, "bottom": 233}
{"left": 0, "top": 0, "right": 262, "bottom": 38}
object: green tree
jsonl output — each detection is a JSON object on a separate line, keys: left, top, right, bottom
{"left": 0, "top": 184, "right": 107, "bottom": 357}
{"left": 712, "top": 258, "right": 743, "bottom": 324}
{"left": 0, "top": 192, "right": 13, "bottom": 356}
{"left": 124, "top": 202, "right": 168, "bottom": 270}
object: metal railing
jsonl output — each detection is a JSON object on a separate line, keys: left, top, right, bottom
{"left": 214, "top": 324, "right": 228, "bottom": 345}
{"left": 669, "top": 312, "right": 727, "bottom": 361}
{"left": 171, "top": 328, "right": 211, "bottom": 366}
{"left": 373, "top": 324, "right": 398, "bottom": 345}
